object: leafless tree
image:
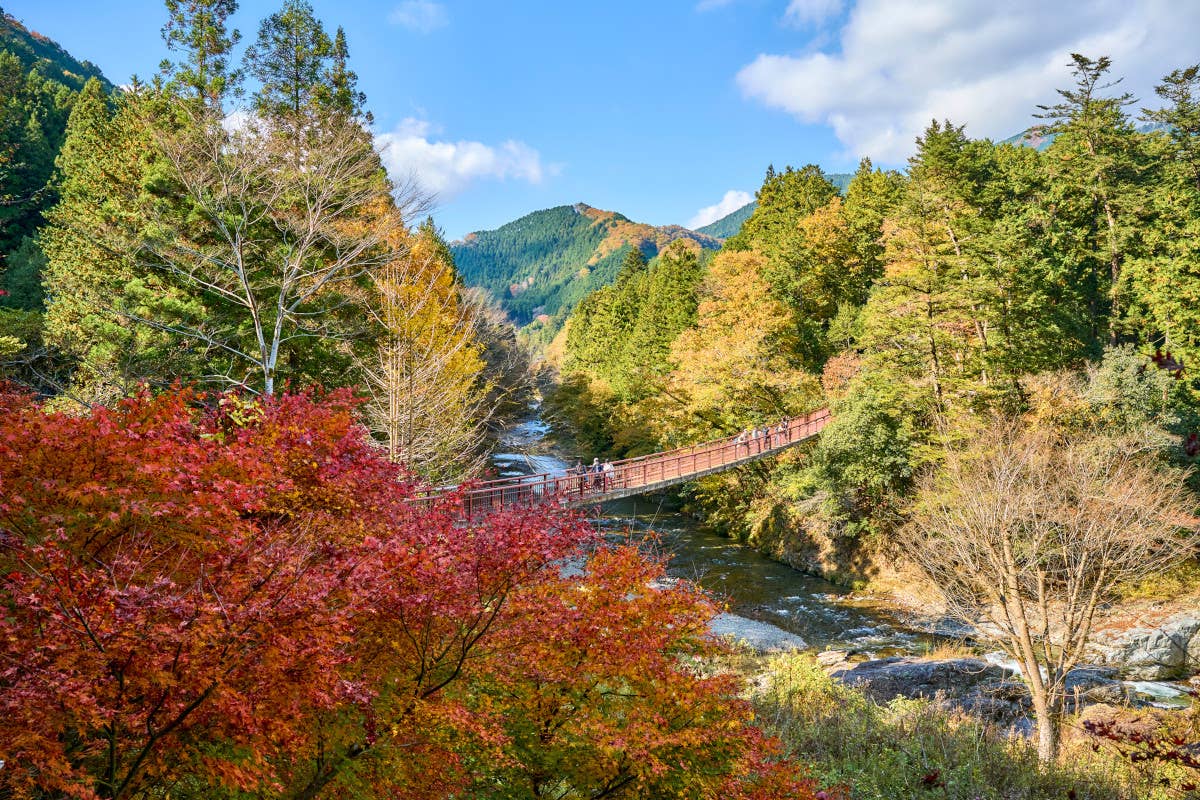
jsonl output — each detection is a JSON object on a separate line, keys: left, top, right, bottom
{"left": 138, "top": 105, "right": 427, "bottom": 395}
{"left": 903, "top": 423, "right": 1197, "bottom": 763}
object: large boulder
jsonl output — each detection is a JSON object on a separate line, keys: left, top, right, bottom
{"left": 1088, "top": 613, "right": 1200, "bottom": 680}
{"left": 708, "top": 613, "right": 808, "bottom": 653}
{"left": 1064, "top": 666, "right": 1136, "bottom": 708}
{"left": 829, "top": 657, "right": 1011, "bottom": 703}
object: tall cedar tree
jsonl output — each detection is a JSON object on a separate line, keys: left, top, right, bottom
{"left": 159, "top": 0, "right": 241, "bottom": 106}
{"left": 1038, "top": 54, "right": 1149, "bottom": 345}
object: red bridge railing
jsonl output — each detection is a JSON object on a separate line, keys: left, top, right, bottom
{"left": 422, "top": 408, "right": 832, "bottom": 518}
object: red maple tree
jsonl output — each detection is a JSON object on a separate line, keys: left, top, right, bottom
{"left": 0, "top": 387, "right": 817, "bottom": 799}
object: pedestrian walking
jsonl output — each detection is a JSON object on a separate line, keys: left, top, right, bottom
{"left": 590, "top": 457, "right": 603, "bottom": 490}
{"left": 602, "top": 459, "right": 615, "bottom": 491}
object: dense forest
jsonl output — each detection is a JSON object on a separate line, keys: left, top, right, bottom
{"left": 551, "top": 55, "right": 1200, "bottom": 760}
{"left": 556, "top": 56, "right": 1200, "bottom": 538}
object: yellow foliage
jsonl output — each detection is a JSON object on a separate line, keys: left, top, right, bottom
{"left": 360, "top": 217, "right": 490, "bottom": 481}
{"left": 664, "top": 250, "right": 820, "bottom": 434}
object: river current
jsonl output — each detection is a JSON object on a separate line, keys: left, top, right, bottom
{"left": 493, "top": 412, "right": 1193, "bottom": 708}
{"left": 494, "top": 414, "right": 928, "bottom": 655}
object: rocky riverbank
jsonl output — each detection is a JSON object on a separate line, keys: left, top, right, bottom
{"left": 817, "top": 654, "right": 1194, "bottom": 727}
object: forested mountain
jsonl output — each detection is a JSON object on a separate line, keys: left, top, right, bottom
{"left": 451, "top": 202, "right": 719, "bottom": 341}
{"left": 0, "top": 8, "right": 110, "bottom": 91}
{"left": 697, "top": 172, "right": 854, "bottom": 240}
{"left": 0, "top": 7, "right": 113, "bottom": 308}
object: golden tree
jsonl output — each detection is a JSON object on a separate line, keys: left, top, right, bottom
{"left": 359, "top": 222, "right": 490, "bottom": 482}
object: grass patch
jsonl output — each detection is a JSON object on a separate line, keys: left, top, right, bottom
{"left": 752, "top": 653, "right": 1183, "bottom": 800}
{"left": 1118, "top": 558, "right": 1200, "bottom": 602}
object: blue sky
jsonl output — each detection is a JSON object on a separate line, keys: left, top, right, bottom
{"left": 8, "top": 1, "right": 1200, "bottom": 239}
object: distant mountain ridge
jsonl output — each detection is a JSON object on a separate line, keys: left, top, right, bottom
{"left": 451, "top": 203, "right": 719, "bottom": 335}
{"left": 0, "top": 6, "right": 112, "bottom": 92}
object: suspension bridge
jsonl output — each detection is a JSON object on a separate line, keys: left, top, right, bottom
{"left": 427, "top": 408, "right": 832, "bottom": 517}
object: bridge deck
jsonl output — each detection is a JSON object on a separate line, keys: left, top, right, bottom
{"left": 426, "top": 409, "right": 831, "bottom": 517}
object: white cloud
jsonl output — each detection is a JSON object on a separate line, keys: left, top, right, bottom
{"left": 376, "top": 117, "right": 553, "bottom": 200}
{"left": 688, "top": 190, "right": 754, "bottom": 229}
{"left": 784, "top": 0, "right": 843, "bottom": 27}
{"left": 388, "top": 0, "right": 448, "bottom": 33}
{"left": 737, "top": 0, "right": 1200, "bottom": 162}
{"left": 221, "top": 109, "right": 253, "bottom": 134}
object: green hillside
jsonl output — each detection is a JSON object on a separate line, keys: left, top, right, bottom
{"left": 697, "top": 172, "right": 855, "bottom": 241}
{"left": 451, "top": 203, "right": 720, "bottom": 339}
{"left": 697, "top": 201, "right": 755, "bottom": 239}
{"left": 1, "top": 6, "right": 112, "bottom": 308}
{"left": 0, "top": 7, "right": 111, "bottom": 92}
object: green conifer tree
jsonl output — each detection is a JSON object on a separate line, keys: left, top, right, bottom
{"left": 159, "top": 0, "right": 242, "bottom": 106}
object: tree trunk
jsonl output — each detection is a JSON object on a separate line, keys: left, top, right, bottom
{"left": 1031, "top": 689, "right": 1061, "bottom": 764}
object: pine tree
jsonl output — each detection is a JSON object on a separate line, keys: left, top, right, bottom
{"left": 325, "top": 26, "right": 368, "bottom": 122}
{"left": 1038, "top": 54, "right": 1150, "bottom": 344}
{"left": 842, "top": 157, "right": 904, "bottom": 289}
{"left": 859, "top": 121, "right": 993, "bottom": 413}
{"left": 245, "top": 0, "right": 333, "bottom": 145}
{"left": 159, "top": 0, "right": 242, "bottom": 106}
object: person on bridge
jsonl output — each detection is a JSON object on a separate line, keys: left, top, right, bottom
{"left": 572, "top": 460, "right": 585, "bottom": 494}
{"left": 602, "top": 459, "right": 615, "bottom": 490}
{"left": 734, "top": 429, "right": 748, "bottom": 457}
{"left": 590, "top": 457, "right": 603, "bottom": 490}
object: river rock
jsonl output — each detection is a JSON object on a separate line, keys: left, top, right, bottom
{"left": 1088, "top": 613, "right": 1200, "bottom": 680}
{"left": 816, "top": 649, "right": 850, "bottom": 668}
{"left": 942, "top": 694, "right": 1026, "bottom": 726}
{"left": 1064, "top": 667, "right": 1137, "bottom": 708}
{"left": 829, "top": 657, "right": 1010, "bottom": 703}
{"left": 708, "top": 613, "right": 808, "bottom": 653}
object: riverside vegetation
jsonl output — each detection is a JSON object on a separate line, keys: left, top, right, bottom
{"left": 1, "top": 0, "right": 1199, "bottom": 797}
{"left": 548, "top": 55, "right": 1200, "bottom": 768}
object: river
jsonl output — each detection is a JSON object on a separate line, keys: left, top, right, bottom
{"left": 494, "top": 414, "right": 930, "bottom": 655}
{"left": 493, "top": 412, "right": 1194, "bottom": 709}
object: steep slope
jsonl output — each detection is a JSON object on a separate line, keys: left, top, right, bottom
{"left": 697, "top": 172, "right": 855, "bottom": 241}
{"left": 0, "top": 7, "right": 111, "bottom": 92}
{"left": 452, "top": 203, "right": 720, "bottom": 332}
{"left": 1, "top": 7, "right": 113, "bottom": 308}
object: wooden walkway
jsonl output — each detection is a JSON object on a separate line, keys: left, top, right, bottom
{"left": 428, "top": 409, "right": 832, "bottom": 517}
